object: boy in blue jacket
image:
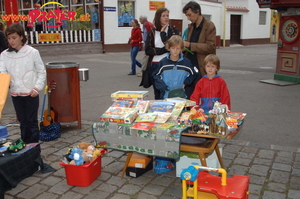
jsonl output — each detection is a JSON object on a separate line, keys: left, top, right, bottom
{"left": 153, "top": 35, "right": 199, "bottom": 99}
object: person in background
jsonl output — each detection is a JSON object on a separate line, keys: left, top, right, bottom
{"left": 144, "top": 7, "right": 179, "bottom": 99}
{"left": 182, "top": 1, "right": 216, "bottom": 98}
{"left": 190, "top": 54, "right": 231, "bottom": 113}
{"left": 0, "top": 22, "right": 8, "bottom": 53}
{"left": 0, "top": 23, "right": 46, "bottom": 144}
{"left": 153, "top": 35, "right": 199, "bottom": 99}
{"left": 128, "top": 19, "right": 142, "bottom": 75}
{"left": 137, "top": 15, "right": 154, "bottom": 77}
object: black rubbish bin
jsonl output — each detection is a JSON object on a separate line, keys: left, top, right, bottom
{"left": 46, "top": 62, "right": 81, "bottom": 129}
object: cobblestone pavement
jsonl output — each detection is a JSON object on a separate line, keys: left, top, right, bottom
{"left": 1, "top": 114, "right": 300, "bottom": 199}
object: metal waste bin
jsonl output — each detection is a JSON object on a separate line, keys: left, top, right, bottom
{"left": 46, "top": 62, "right": 81, "bottom": 129}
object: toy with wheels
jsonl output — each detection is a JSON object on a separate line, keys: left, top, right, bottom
{"left": 181, "top": 165, "right": 250, "bottom": 199}
{"left": 8, "top": 139, "right": 26, "bottom": 152}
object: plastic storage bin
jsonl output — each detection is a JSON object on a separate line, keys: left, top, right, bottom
{"left": 60, "top": 155, "right": 101, "bottom": 187}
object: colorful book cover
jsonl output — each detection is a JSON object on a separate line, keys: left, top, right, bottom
{"left": 111, "top": 100, "right": 134, "bottom": 108}
{"left": 149, "top": 101, "right": 175, "bottom": 113}
{"left": 157, "top": 122, "right": 175, "bottom": 129}
{"left": 168, "top": 97, "right": 196, "bottom": 107}
{"left": 135, "top": 112, "right": 157, "bottom": 122}
{"left": 226, "top": 112, "right": 246, "bottom": 122}
{"left": 111, "top": 91, "right": 148, "bottom": 99}
{"left": 153, "top": 112, "right": 172, "bottom": 123}
{"left": 135, "top": 100, "right": 150, "bottom": 113}
{"left": 167, "top": 100, "right": 186, "bottom": 121}
{"left": 100, "top": 107, "right": 132, "bottom": 123}
{"left": 130, "top": 122, "right": 156, "bottom": 130}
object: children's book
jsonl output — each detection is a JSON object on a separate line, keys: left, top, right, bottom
{"left": 111, "top": 100, "right": 134, "bottom": 108}
{"left": 149, "top": 101, "right": 175, "bottom": 113}
{"left": 153, "top": 112, "right": 172, "bottom": 123}
{"left": 100, "top": 107, "right": 132, "bottom": 123}
{"left": 168, "top": 97, "right": 196, "bottom": 107}
{"left": 165, "top": 100, "right": 186, "bottom": 121}
{"left": 131, "top": 122, "right": 156, "bottom": 130}
{"left": 226, "top": 112, "right": 247, "bottom": 122}
{"left": 135, "top": 100, "right": 150, "bottom": 113}
{"left": 135, "top": 112, "right": 157, "bottom": 122}
{"left": 157, "top": 122, "right": 175, "bottom": 129}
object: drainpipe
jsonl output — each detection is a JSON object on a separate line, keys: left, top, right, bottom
{"left": 223, "top": 0, "right": 226, "bottom": 47}
{"left": 99, "top": 0, "right": 105, "bottom": 53}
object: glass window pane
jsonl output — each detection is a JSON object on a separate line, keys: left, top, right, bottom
{"left": 118, "top": 1, "right": 135, "bottom": 27}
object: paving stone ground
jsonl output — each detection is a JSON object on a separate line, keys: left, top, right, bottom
{"left": 1, "top": 114, "right": 300, "bottom": 199}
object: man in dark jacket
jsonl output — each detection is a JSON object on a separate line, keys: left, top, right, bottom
{"left": 182, "top": 1, "right": 216, "bottom": 98}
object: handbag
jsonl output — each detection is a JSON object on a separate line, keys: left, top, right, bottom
{"left": 39, "top": 122, "right": 61, "bottom": 142}
{"left": 139, "top": 66, "right": 152, "bottom": 88}
{"left": 139, "top": 42, "right": 143, "bottom": 51}
{"left": 168, "top": 88, "right": 186, "bottom": 98}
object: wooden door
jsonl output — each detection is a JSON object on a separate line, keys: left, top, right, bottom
{"left": 230, "top": 15, "right": 241, "bottom": 44}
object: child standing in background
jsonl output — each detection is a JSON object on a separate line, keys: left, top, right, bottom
{"left": 153, "top": 35, "right": 199, "bottom": 99}
{"left": 190, "top": 54, "right": 231, "bottom": 113}
{"left": 0, "top": 23, "right": 46, "bottom": 143}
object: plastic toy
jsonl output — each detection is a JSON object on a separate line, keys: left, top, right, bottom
{"left": 181, "top": 165, "right": 250, "bottom": 199}
{"left": 8, "top": 139, "right": 26, "bottom": 152}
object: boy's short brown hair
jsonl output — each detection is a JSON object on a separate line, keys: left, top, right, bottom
{"left": 5, "top": 23, "right": 27, "bottom": 44}
{"left": 203, "top": 54, "right": 220, "bottom": 72}
{"left": 165, "top": 35, "right": 184, "bottom": 51}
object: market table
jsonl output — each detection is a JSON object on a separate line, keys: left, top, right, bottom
{"left": 92, "top": 120, "right": 244, "bottom": 178}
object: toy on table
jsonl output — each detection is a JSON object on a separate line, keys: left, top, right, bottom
{"left": 181, "top": 165, "right": 250, "bottom": 199}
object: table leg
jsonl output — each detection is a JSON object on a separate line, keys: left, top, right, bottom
{"left": 121, "top": 152, "right": 133, "bottom": 178}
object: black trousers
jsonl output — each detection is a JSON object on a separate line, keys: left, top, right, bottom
{"left": 12, "top": 95, "right": 40, "bottom": 144}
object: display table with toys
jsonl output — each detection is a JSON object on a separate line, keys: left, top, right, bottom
{"left": 0, "top": 143, "right": 45, "bottom": 197}
{"left": 93, "top": 91, "right": 246, "bottom": 178}
{"left": 181, "top": 165, "right": 250, "bottom": 199}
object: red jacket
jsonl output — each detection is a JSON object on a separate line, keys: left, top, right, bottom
{"left": 130, "top": 27, "right": 142, "bottom": 47}
{"left": 190, "top": 75, "right": 231, "bottom": 113}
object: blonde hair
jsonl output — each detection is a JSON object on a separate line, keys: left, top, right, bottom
{"left": 166, "top": 35, "right": 184, "bottom": 51}
{"left": 203, "top": 54, "right": 220, "bottom": 74}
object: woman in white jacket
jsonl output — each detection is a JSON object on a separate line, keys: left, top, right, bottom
{"left": 0, "top": 23, "right": 46, "bottom": 144}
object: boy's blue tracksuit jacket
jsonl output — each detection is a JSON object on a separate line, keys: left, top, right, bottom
{"left": 153, "top": 52, "right": 199, "bottom": 99}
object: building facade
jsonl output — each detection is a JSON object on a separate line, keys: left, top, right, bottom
{"left": 0, "top": 0, "right": 272, "bottom": 53}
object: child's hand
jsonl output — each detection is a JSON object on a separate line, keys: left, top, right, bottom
{"left": 29, "top": 90, "right": 38, "bottom": 97}
{"left": 182, "top": 84, "right": 185, "bottom": 88}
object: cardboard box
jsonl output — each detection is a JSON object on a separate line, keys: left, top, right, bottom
{"left": 176, "top": 148, "right": 222, "bottom": 177}
{"left": 126, "top": 159, "right": 153, "bottom": 178}
{"left": 128, "top": 153, "right": 153, "bottom": 168}
{"left": 0, "top": 126, "right": 9, "bottom": 138}
{"left": 60, "top": 155, "right": 101, "bottom": 187}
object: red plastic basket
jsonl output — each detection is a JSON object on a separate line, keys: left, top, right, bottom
{"left": 60, "top": 155, "right": 101, "bottom": 187}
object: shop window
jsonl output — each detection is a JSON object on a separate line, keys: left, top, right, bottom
{"left": 259, "top": 11, "right": 267, "bottom": 25}
{"left": 118, "top": 1, "right": 135, "bottom": 27}
{"left": 86, "top": 4, "right": 99, "bottom": 29}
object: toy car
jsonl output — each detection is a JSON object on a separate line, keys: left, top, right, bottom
{"left": 8, "top": 139, "right": 26, "bottom": 152}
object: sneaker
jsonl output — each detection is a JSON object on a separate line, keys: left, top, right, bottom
{"left": 128, "top": 72, "right": 136, "bottom": 75}
{"left": 137, "top": 73, "right": 142, "bottom": 77}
